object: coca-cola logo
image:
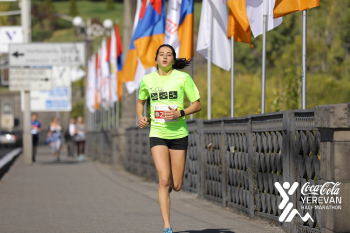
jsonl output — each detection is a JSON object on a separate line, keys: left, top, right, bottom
{"left": 301, "top": 182, "right": 341, "bottom": 196}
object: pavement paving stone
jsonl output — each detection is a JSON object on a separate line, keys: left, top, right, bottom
{"left": 0, "top": 146, "right": 284, "bottom": 233}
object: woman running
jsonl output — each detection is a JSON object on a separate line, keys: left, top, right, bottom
{"left": 136, "top": 44, "right": 201, "bottom": 233}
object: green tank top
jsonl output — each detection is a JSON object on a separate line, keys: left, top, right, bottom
{"left": 138, "top": 70, "right": 200, "bottom": 139}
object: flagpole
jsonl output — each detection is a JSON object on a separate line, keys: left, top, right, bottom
{"left": 261, "top": 0, "right": 268, "bottom": 114}
{"left": 136, "top": 88, "right": 139, "bottom": 126}
{"left": 102, "top": 108, "right": 104, "bottom": 130}
{"left": 107, "top": 107, "right": 109, "bottom": 129}
{"left": 99, "top": 109, "right": 102, "bottom": 130}
{"left": 109, "top": 105, "right": 112, "bottom": 129}
{"left": 93, "top": 112, "right": 95, "bottom": 130}
{"left": 302, "top": 10, "right": 307, "bottom": 109}
{"left": 207, "top": 12, "right": 213, "bottom": 120}
{"left": 190, "top": 60, "right": 194, "bottom": 120}
{"left": 111, "top": 104, "right": 113, "bottom": 129}
{"left": 89, "top": 111, "right": 93, "bottom": 131}
{"left": 101, "top": 108, "right": 104, "bottom": 130}
{"left": 97, "top": 110, "right": 99, "bottom": 130}
{"left": 112, "top": 102, "right": 115, "bottom": 128}
{"left": 116, "top": 101, "right": 119, "bottom": 128}
{"left": 231, "top": 36, "right": 234, "bottom": 118}
{"left": 96, "top": 110, "right": 98, "bottom": 130}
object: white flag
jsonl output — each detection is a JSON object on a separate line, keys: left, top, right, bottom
{"left": 196, "top": 0, "right": 231, "bottom": 71}
{"left": 70, "top": 67, "right": 85, "bottom": 82}
{"left": 164, "top": 0, "right": 181, "bottom": 55}
{"left": 110, "top": 27, "right": 118, "bottom": 103}
{"left": 101, "top": 38, "right": 110, "bottom": 109}
{"left": 86, "top": 56, "right": 96, "bottom": 113}
{"left": 125, "top": 0, "right": 156, "bottom": 94}
{"left": 246, "top": 0, "right": 283, "bottom": 38}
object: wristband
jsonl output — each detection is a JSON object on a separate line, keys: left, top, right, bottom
{"left": 180, "top": 110, "right": 185, "bottom": 117}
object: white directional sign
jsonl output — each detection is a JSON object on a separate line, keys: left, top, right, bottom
{"left": 0, "top": 27, "right": 23, "bottom": 53}
{"left": 21, "top": 66, "right": 72, "bottom": 112}
{"left": 9, "top": 42, "right": 85, "bottom": 66}
{"left": 9, "top": 68, "right": 52, "bottom": 91}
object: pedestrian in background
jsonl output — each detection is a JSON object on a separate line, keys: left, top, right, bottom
{"left": 64, "top": 118, "right": 76, "bottom": 158}
{"left": 47, "top": 116, "right": 63, "bottom": 162}
{"left": 75, "top": 116, "right": 86, "bottom": 161}
{"left": 31, "top": 113, "right": 41, "bottom": 162}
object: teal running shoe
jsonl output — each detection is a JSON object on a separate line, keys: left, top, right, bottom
{"left": 163, "top": 227, "right": 173, "bottom": 233}
{"left": 169, "top": 186, "right": 172, "bottom": 193}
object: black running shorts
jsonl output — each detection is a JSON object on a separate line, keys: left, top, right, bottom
{"left": 150, "top": 136, "right": 188, "bottom": 150}
{"left": 32, "top": 135, "right": 39, "bottom": 146}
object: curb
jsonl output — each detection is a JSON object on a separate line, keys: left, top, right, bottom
{"left": 0, "top": 148, "right": 22, "bottom": 180}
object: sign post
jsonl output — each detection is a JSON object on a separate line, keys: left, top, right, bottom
{"left": 22, "top": 0, "right": 32, "bottom": 165}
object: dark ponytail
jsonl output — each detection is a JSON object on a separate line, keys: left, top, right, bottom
{"left": 155, "top": 44, "right": 192, "bottom": 70}
{"left": 173, "top": 58, "right": 192, "bottom": 69}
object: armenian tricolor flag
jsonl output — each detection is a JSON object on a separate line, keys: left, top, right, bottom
{"left": 134, "top": 0, "right": 166, "bottom": 69}
{"left": 178, "top": 0, "right": 194, "bottom": 59}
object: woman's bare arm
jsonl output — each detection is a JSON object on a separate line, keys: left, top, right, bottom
{"left": 136, "top": 99, "right": 148, "bottom": 128}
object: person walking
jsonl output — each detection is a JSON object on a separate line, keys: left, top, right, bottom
{"left": 74, "top": 116, "right": 86, "bottom": 161}
{"left": 64, "top": 118, "right": 76, "bottom": 158}
{"left": 136, "top": 44, "right": 201, "bottom": 233}
{"left": 47, "top": 116, "right": 63, "bottom": 162}
{"left": 31, "top": 113, "right": 41, "bottom": 162}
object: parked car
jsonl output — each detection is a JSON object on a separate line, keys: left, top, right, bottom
{"left": 0, "top": 130, "right": 22, "bottom": 148}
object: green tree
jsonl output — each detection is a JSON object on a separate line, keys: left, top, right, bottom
{"left": 69, "top": 0, "right": 79, "bottom": 17}
{"left": 106, "top": 0, "right": 114, "bottom": 10}
{"left": 0, "top": 2, "right": 10, "bottom": 26}
{"left": 45, "top": 0, "right": 53, "bottom": 7}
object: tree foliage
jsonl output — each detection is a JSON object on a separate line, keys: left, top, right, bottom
{"left": 191, "top": 0, "right": 350, "bottom": 118}
{"left": 106, "top": 0, "right": 114, "bottom": 10}
{"left": 69, "top": 0, "right": 79, "bottom": 16}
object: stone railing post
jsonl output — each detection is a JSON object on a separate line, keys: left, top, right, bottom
{"left": 196, "top": 119, "right": 203, "bottom": 196}
{"left": 221, "top": 120, "right": 227, "bottom": 208}
{"left": 315, "top": 103, "right": 350, "bottom": 233}
{"left": 246, "top": 116, "right": 255, "bottom": 218}
{"left": 111, "top": 128, "right": 127, "bottom": 171}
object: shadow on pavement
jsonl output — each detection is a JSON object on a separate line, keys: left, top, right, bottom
{"left": 177, "top": 229, "right": 235, "bottom": 233}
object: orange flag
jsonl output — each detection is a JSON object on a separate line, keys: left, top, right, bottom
{"left": 227, "top": 0, "right": 254, "bottom": 48}
{"left": 274, "top": 0, "right": 320, "bottom": 19}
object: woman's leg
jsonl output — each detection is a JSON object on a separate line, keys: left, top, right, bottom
{"left": 57, "top": 140, "right": 62, "bottom": 158}
{"left": 76, "top": 141, "right": 80, "bottom": 155}
{"left": 81, "top": 140, "right": 86, "bottom": 155}
{"left": 151, "top": 145, "right": 172, "bottom": 229}
{"left": 50, "top": 143, "right": 56, "bottom": 158}
{"left": 169, "top": 149, "right": 187, "bottom": 191}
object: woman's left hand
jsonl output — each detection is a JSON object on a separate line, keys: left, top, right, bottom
{"left": 162, "top": 106, "right": 180, "bottom": 120}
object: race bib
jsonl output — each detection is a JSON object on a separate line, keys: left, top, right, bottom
{"left": 154, "top": 105, "right": 178, "bottom": 123}
{"left": 31, "top": 129, "right": 38, "bottom": 134}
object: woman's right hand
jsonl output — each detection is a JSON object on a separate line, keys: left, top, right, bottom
{"left": 138, "top": 116, "right": 148, "bottom": 129}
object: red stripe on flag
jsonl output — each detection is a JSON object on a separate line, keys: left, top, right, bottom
{"left": 139, "top": 0, "right": 148, "bottom": 19}
{"left": 151, "top": 0, "right": 162, "bottom": 15}
{"left": 106, "top": 36, "right": 111, "bottom": 62}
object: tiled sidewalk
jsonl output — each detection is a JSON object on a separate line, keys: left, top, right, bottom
{"left": 0, "top": 146, "right": 283, "bottom": 233}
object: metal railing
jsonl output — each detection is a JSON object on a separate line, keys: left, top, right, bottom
{"left": 86, "top": 109, "right": 322, "bottom": 233}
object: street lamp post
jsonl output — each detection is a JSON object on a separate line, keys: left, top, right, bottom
{"left": 73, "top": 17, "right": 113, "bottom": 132}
